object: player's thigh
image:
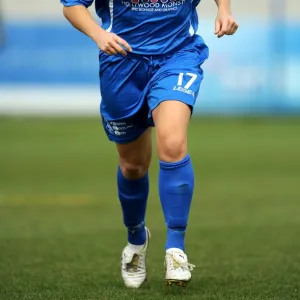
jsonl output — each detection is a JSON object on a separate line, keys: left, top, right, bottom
{"left": 152, "top": 101, "right": 190, "bottom": 162}
{"left": 100, "top": 53, "right": 150, "bottom": 145}
{"left": 149, "top": 39, "right": 208, "bottom": 162}
{"left": 99, "top": 53, "right": 149, "bottom": 121}
{"left": 116, "top": 128, "right": 152, "bottom": 179}
{"left": 150, "top": 67, "right": 199, "bottom": 161}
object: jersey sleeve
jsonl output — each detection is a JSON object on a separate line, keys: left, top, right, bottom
{"left": 60, "top": 0, "right": 94, "bottom": 8}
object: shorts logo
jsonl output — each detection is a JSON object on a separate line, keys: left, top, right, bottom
{"left": 104, "top": 119, "right": 134, "bottom": 136}
{"left": 173, "top": 72, "right": 197, "bottom": 97}
{"left": 104, "top": 118, "right": 115, "bottom": 134}
{"left": 121, "top": 0, "right": 185, "bottom": 12}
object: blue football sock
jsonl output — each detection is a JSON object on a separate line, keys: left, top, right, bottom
{"left": 117, "top": 166, "right": 149, "bottom": 245}
{"left": 159, "top": 155, "right": 194, "bottom": 251}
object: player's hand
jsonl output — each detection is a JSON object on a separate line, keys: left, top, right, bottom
{"left": 96, "top": 31, "right": 132, "bottom": 56}
{"left": 214, "top": 9, "right": 238, "bottom": 38}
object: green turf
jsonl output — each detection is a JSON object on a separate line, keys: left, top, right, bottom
{"left": 0, "top": 117, "right": 299, "bottom": 300}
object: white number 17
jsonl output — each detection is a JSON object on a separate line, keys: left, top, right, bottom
{"left": 177, "top": 72, "right": 198, "bottom": 89}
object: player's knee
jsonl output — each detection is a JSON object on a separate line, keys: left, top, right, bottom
{"left": 157, "top": 132, "right": 187, "bottom": 162}
{"left": 120, "top": 154, "right": 151, "bottom": 180}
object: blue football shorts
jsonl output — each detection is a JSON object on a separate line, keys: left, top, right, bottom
{"left": 99, "top": 34, "right": 209, "bottom": 144}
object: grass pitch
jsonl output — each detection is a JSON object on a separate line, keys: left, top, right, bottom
{"left": 0, "top": 117, "right": 299, "bottom": 300}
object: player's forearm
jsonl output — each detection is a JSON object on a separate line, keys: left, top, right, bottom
{"left": 63, "top": 5, "right": 104, "bottom": 44}
{"left": 214, "top": 0, "right": 231, "bottom": 13}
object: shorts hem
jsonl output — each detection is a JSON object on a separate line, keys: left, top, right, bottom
{"left": 106, "top": 127, "right": 148, "bottom": 145}
{"left": 148, "top": 98, "right": 194, "bottom": 120}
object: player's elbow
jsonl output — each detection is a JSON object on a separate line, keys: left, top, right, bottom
{"left": 63, "top": 5, "right": 86, "bottom": 21}
{"left": 63, "top": 6, "right": 71, "bottom": 19}
{"left": 62, "top": 5, "right": 78, "bottom": 20}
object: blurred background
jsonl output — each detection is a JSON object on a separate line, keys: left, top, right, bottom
{"left": 0, "top": 1, "right": 299, "bottom": 299}
{"left": 0, "top": 0, "right": 299, "bottom": 114}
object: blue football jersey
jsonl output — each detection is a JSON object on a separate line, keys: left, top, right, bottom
{"left": 61, "top": 0, "right": 201, "bottom": 55}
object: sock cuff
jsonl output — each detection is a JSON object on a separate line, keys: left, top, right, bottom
{"left": 159, "top": 155, "right": 190, "bottom": 170}
{"left": 127, "top": 221, "right": 145, "bottom": 233}
{"left": 167, "top": 227, "right": 186, "bottom": 233}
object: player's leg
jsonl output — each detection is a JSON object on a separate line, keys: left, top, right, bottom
{"left": 102, "top": 122, "right": 152, "bottom": 289}
{"left": 116, "top": 127, "right": 152, "bottom": 247}
{"left": 148, "top": 36, "right": 209, "bottom": 286}
{"left": 99, "top": 52, "right": 153, "bottom": 288}
{"left": 152, "top": 101, "right": 192, "bottom": 250}
{"left": 115, "top": 128, "right": 152, "bottom": 288}
{"left": 152, "top": 101, "right": 195, "bottom": 286}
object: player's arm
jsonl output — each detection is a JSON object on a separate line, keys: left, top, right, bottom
{"left": 214, "top": 0, "right": 238, "bottom": 38}
{"left": 62, "top": 2, "right": 132, "bottom": 55}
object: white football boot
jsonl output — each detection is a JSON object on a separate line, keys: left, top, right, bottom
{"left": 165, "top": 248, "right": 195, "bottom": 287}
{"left": 121, "top": 227, "right": 151, "bottom": 288}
